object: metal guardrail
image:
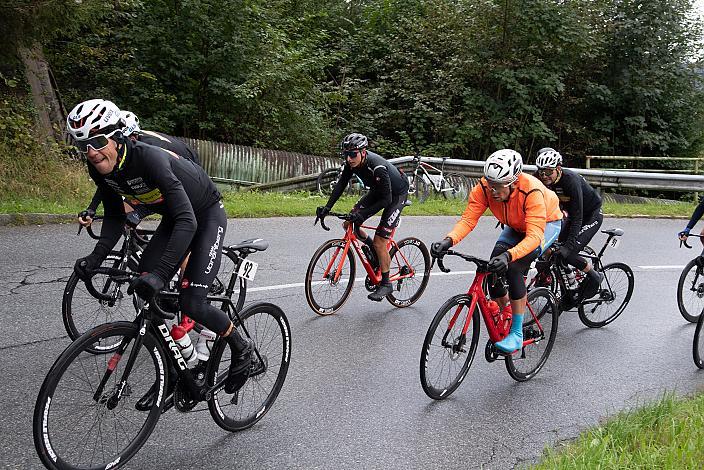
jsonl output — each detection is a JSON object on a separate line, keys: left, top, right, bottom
{"left": 245, "top": 155, "right": 704, "bottom": 194}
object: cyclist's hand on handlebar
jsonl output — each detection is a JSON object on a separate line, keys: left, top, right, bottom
{"left": 430, "top": 238, "right": 452, "bottom": 258}
{"left": 74, "top": 253, "right": 102, "bottom": 282}
{"left": 488, "top": 251, "right": 511, "bottom": 274}
{"left": 678, "top": 227, "right": 691, "bottom": 241}
{"left": 316, "top": 206, "right": 330, "bottom": 219}
{"left": 127, "top": 272, "right": 165, "bottom": 300}
{"left": 78, "top": 209, "right": 96, "bottom": 227}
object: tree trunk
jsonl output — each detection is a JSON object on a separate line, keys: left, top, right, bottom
{"left": 18, "top": 43, "right": 66, "bottom": 145}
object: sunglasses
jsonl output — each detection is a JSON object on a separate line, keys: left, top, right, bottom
{"left": 487, "top": 182, "right": 509, "bottom": 192}
{"left": 75, "top": 130, "right": 119, "bottom": 153}
{"left": 536, "top": 168, "right": 556, "bottom": 177}
{"left": 342, "top": 150, "right": 362, "bottom": 159}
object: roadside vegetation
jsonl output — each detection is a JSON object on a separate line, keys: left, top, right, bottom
{"left": 533, "top": 393, "right": 704, "bottom": 469}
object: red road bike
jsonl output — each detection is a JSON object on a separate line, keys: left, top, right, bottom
{"left": 420, "top": 250, "right": 559, "bottom": 400}
{"left": 305, "top": 211, "right": 431, "bottom": 315}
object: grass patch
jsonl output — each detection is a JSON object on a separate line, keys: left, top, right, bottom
{"left": 602, "top": 201, "right": 693, "bottom": 217}
{"left": 533, "top": 393, "right": 704, "bottom": 469}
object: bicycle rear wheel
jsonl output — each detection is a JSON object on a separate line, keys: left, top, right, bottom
{"left": 420, "top": 294, "right": 480, "bottom": 400}
{"left": 442, "top": 174, "right": 469, "bottom": 200}
{"left": 693, "top": 313, "right": 704, "bottom": 369}
{"left": 505, "top": 287, "right": 559, "bottom": 382}
{"left": 407, "top": 174, "right": 429, "bottom": 203}
{"left": 208, "top": 303, "right": 291, "bottom": 431}
{"left": 33, "top": 322, "right": 165, "bottom": 470}
{"left": 578, "top": 262, "right": 634, "bottom": 328}
{"left": 62, "top": 253, "right": 134, "bottom": 353}
{"left": 304, "top": 239, "right": 356, "bottom": 315}
{"left": 386, "top": 238, "right": 431, "bottom": 308}
{"left": 677, "top": 258, "right": 704, "bottom": 323}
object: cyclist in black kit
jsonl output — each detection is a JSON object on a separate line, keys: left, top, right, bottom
{"left": 67, "top": 99, "right": 252, "bottom": 395}
{"left": 78, "top": 108, "right": 201, "bottom": 227}
{"left": 317, "top": 133, "right": 410, "bottom": 301}
{"left": 535, "top": 148, "right": 604, "bottom": 307}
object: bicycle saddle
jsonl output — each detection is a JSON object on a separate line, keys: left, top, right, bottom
{"left": 403, "top": 200, "right": 412, "bottom": 207}
{"left": 229, "top": 238, "right": 269, "bottom": 252}
{"left": 601, "top": 228, "right": 624, "bottom": 237}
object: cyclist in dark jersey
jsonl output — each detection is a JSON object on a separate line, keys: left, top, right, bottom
{"left": 317, "top": 133, "right": 410, "bottom": 301}
{"left": 67, "top": 99, "right": 251, "bottom": 395}
{"left": 678, "top": 198, "right": 704, "bottom": 244}
{"left": 79, "top": 110, "right": 200, "bottom": 226}
{"left": 535, "top": 148, "right": 603, "bottom": 306}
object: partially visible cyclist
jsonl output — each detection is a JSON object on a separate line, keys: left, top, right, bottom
{"left": 678, "top": 196, "right": 704, "bottom": 248}
{"left": 67, "top": 98, "right": 252, "bottom": 395}
{"left": 316, "top": 133, "right": 410, "bottom": 301}
{"left": 78, "top": 108, "right": 200, "bottom": 228}
{"left": 534, "top": 148, "right": 604, "bottom": 307}
{"left": 430, "top": 149, "right": 562, "bottom": 354}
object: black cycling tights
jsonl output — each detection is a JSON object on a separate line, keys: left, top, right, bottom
{"left": 139, "top": 202, "right": 232, "bottom": 335}
{"left": 488, "top": 242, "right": 539, "bottom": 300}
{"left": 560, "top": 210, "right": 603, "bottom": 271}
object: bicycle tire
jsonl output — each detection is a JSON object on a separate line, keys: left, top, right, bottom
{"left": 693, "top": 312, "right": 704, "bottom": 369}
{"left": 578, "top": 262, "right": 634, "bottom": 328}
{"left": 407, "top": 174, "right": 429, "bottom": 203}
{"left": 208, "top": 302, "right": 291, "bottom": 431}
{"left": 386, "top": 237, "right": 431, "bottom": 308}
{"left": 304, "top": 239, "right": 356, "bottom": 315}
{"left": 505, "top": 287, "right": 559, "bottom": 382}
{"left": 317, "top": 168, "right": 342, "bottom": 196}
{"left": 442, "top": 174, "right": 470, "bottom": 200}
{"left": 677, "top": 257, "right": 704, "bottom": 323}
{"left": 62, "top": 252, "right": 134, "bottom": 353}
{"left": 34, "top": 322, "right": 166, "bottom": 470}
{"left": 420, "top": 294, "right": 480, "bottom": 400}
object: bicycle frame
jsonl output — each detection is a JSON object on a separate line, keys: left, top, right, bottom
{"left": 412, "top": 157, "right": 451, "bottom": 193}
{"left": 322, "top": 223, "right": 416, "bottom": 286}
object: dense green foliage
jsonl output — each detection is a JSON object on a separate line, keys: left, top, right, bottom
{"left": 4, "top": 0, "right": 704, "bottom": 163}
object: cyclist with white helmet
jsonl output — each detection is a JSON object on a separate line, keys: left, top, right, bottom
{"left": 316, "top": 133, "right": 410, "bottom": 301}
{"left": 534, "top": 147, "right": 603, "bottom": 307}
{"left": 79, "top": 110, "right": 201, "bottom": 227}
{"left": 431, "top": 149, "right": 562, "bottom": 354}
{"left": 67, "top": 99, "right": 253, "bottom": 397}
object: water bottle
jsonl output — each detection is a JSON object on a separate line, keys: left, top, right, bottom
{"left": 195, "top": 328, "right": 217, "bottom": 361}
{"left": 170, "top": 325, "right": 198, "bottom": 367}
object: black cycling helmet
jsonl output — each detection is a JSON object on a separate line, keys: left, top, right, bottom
{"left": 341, "top": 133, "right": 369, "bottom": 152}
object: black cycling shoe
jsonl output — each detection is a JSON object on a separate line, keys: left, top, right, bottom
{"left": 225, "top": 338, "right": 254, "bottom": 394}
{"left": 367, "top": 282, "right": 393, "bottom": 301}
{"left": 580, "top": 270, "right": 604, "bottom": 300}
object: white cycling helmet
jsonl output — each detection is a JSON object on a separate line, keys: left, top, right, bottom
{"left": 66, "top": 99, "right": 121, "bottom": 140}
{"left": 484, "top": 149, "right": 523, "bottom": 184}
{"left": 121, "top": 111, "right": 141, "bottom": 136}
{"left": 535, "top": 149, "right": 563, "bottom": 169}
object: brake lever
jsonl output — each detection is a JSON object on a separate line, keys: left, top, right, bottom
{"left": 436, "top": 255, "right": 451, "bottom": 273}
{"left": 682, "top": 238, "right": 692, "bottom": 249}
{"left": 77, "top": 224, "right": 83, "bottom": 235}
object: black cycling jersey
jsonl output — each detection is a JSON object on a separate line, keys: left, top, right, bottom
{"left": 542, "top": 168, "right": 602, "bottom": 251}
{"left": 326, "top": 151, "right": 409, "bottom": 218}
{"left": 87, "top": 131, "right": 200, "bottom": 213}
{"left": 88, "top": 139, "right": 221, "bottom": 282}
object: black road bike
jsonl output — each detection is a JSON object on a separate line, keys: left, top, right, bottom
{"left": 677, "top": 233, "right": 704, "bottom": 323}
{"left": 34, "top": 267, "right": 291, "bottom": 470}
{"left": 529, "top": 228, "right": 634, "bottom": 328}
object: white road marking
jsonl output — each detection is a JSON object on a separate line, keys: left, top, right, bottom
{"left": 246, "top": 266, "right": 685, "bottom": 293}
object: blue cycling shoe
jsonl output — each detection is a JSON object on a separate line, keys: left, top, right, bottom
{"left": 495, "top": 313, "right": 523, "bottom": 354}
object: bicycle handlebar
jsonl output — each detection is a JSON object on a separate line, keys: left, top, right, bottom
{"left": 83, "top": 266, "right": 175, "bottom": 320}
{"left": 432, "top": 250, "right": 490, "bottom": 273}
{"left": 680, "top": 233, "right": 704, "bottom": 249}
{"left": 314, "top": 212, "right": 353, "bottom": 232}
{"left": 77, "top": 215, "right": 104, "bottom": 239}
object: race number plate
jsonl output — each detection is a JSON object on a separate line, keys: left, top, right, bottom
{"left": 609, "top": 237, "right": 620, "bottom": 249}
{"left": 237, "top": 259, "right": 258, "bottom": 281}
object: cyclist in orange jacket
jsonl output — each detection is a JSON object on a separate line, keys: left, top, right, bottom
{"left": 431, "top": 149, "right": 562, "bottom": 354}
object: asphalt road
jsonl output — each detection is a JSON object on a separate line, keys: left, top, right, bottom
{"left": 2, "top": 216, "right": 703, "bottom": 469}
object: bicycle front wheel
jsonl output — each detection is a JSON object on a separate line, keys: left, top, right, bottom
{"left": 208, "top": 302, "right": 291, "bottom": 431}
{"left": 317, "top": 168, "right": 342, "bottom": 196}
{"left": 442, "top": 174, "right": 470, "bottom": 200}
{"left": 305, "top": 239, "right": 356, "bottom": 315}
{"left": 386, "top": 237, "right": 431, "bottom": 308}
{"left": 677, "top": 258, "right": 704, "bottom": 323}
{"left": 407, "top": 174, "right": 429, "bottom": 203}
{"left": 33, "top": 322, "right": 166, "bottom": 470}
{"left": 578, "top": 262, "right": 634, "bottom": 328}
{"left": 420, "top": 294, "right": 480, "bottom": 400}
{"left": 506, "top": 287, "right": 559, "bottom": 382}
{"left": 62, "top": 253, "right": 134, "bottom": 353}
